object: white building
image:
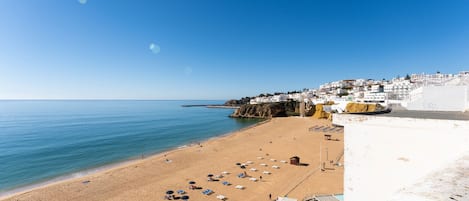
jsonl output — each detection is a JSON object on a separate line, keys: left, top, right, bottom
{"left": 410, "top": 72, "right": 455, "bottom": 86}
{"left": 336, "top": 88, "right": 348, "bottom": 95}
{"left": 370, "top": 84, "right": 383, "bottom": 93}
{"left": 354, "top": 79, "right": 366, "bottom": 87}
{"left": 333, "top": 112, "right": 469, "bottom": 201}
{"left": 384, "top": 79, "right": 412, "bottom": 100}
{"left": 250, "top": 96, "right": 273, "bottom": 104}
{"left": 288, "top": 93, "right": 302, "bottom": 101}
{"left": 271, "top": 94, "right": 288, "bottom": 102}
{"left": 403, "top": 74, "right": 469, "bottom": 112}
{"left": 363, "top": 92, "right": 387, "bottom": 103}
{"left": 403, "top": 85, "right": 469, "bottom": 111}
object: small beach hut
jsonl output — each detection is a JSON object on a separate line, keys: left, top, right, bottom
{"left": 290, "top": 156, "right": 300, "bottom": 165}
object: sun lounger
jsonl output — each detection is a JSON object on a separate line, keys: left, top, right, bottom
{"left": 177, "top": 190, "right": 185, "bottom": 194}
{"left": 280, "top": 160, "right": 287, "bottom": 163}
{"left": 214, "top": 174, "right": 223, "bottom": 178}
{"left": 246, "top": 161, "right": 253, "bottom": 164}
{"left": 237, "top": 173, "right": 246, "bottom": 178}
{"left": 216, "top": 195, "right": 226, "bottom": 200}
{"left": 260, "top": 163, "right": 267, "bottom": 166}
{"left": 249, "top": 177, "right": 258, "bottom": 181}
{"left": 249, "top": 168, "right": 257, "bottom": 171}
{"left": 235, "top": 185, "right": 244, "bottom": 189}
{"left": 272, "top": 165, "right": 280, "bottom": 169}
{"left": 270, "top": 159, "right": 276, "bottom": 162}
{"left": 202, "top": 189, "right": 213, "bottom": 195}
{"left": 262, "top": 171, "right": 271, "bottom": 174}
{"left": 222, "top": 181, "right": 231, "bottom": 186}
{"left": 221, "top": 171, "right": 229, "bottom": 175}
{"left": 257, "top": 156, "right": 264, "bottom": 159}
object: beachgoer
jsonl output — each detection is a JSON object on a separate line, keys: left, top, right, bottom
{"left": 260, "top": 176, "right": 262, "bottom": 180}
{"left": 269, "top": 193, "right": 272, "bottom": 200}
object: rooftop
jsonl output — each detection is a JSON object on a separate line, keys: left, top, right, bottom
{"left": 390, "top": 153, "right": 469, "bottom": 201}
{"left": 374, "top": 110, "right": 469, "bottom": 121}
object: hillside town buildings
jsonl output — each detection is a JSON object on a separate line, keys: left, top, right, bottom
{"left": 248, "top": 71, "right": 469, "bottom": 112}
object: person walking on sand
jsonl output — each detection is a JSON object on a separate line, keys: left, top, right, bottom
{"left": 269, "top": 193, "right": 272, "bottom": 200}
{"left": 260, "top": 175, "right": 262, "bottom": 181}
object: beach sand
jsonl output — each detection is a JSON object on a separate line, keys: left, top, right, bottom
{"left": 2, "top": 117, "right": 343, "bottom": 201}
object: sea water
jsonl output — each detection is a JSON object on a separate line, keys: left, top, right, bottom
{"left": 0, "top": 100, "right": 261, "bottom": 195}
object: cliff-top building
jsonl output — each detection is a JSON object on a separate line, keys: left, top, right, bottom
{"left": 333, "top": 111, "right": 469, "bottom": 201}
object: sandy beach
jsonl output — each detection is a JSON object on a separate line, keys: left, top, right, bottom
{"left": 2, "top": 117, "right": 343, "bottom": 201}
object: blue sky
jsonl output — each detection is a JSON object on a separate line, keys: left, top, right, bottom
{"left": 1, "top": 0, "right": 469, "bottom": 100}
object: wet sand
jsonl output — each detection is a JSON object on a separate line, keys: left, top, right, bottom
{"left": 2, "top": 117, "right": 343, "bottom": 201}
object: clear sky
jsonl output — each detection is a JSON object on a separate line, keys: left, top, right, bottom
{"left": 1, "top": 0, "right": 469, "bottom": 100}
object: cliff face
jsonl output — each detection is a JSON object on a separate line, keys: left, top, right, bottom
{"left": 230, "top": 101, "right": 315, "bottom": 118}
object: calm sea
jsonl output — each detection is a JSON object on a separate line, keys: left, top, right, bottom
{"left": 0, "top": 100, "right": 260, "bottom": 195}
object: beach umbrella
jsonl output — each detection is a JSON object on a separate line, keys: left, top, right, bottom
{"left": 166, "top": 190, "right": 174, "bottom": 195}
{"left": 207, "top": 174, "right": 214, "bottom": 177}
{"left": 181, "top": 195, "right": 189, "bottom": 200}
{"left": 188, "top": 181, "right": 196, "bottom": 184}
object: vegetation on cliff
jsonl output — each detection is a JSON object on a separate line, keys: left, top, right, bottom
{"left": 224, "top": 97, "right": 251, "bottom": 106}
{"left": 230, "top": 101, "right": 315, "bottom": 118}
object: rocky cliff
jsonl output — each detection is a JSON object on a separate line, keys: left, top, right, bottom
{"left": 230, "top": 101, "right": 315, "bottom": 118}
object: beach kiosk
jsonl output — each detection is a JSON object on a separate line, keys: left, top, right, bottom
{"left": 290, "top": 156, "right": 300, "bottom": 165}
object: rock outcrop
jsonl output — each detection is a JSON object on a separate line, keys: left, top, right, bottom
{"left": 345, "top": 102, "right": 386, "bottom": 113}
{"left": 230, "top": 101, "right": 315, "bottom": 118}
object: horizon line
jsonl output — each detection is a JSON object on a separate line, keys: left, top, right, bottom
{"left": 0, "top": 99, "right": 229, "bottom": 101}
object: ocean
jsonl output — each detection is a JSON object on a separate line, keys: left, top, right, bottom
{"left": 0, "top": 100, "right": 261, "bottom": 195}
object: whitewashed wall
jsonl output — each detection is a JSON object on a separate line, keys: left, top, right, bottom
{"left": 333, "top": 114, "right": 469, "bottom": 201}
{"left": 406, "top": 86, "right": 468, "bottom": 111}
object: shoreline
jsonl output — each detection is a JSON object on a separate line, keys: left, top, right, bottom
{"left": 0, "top": 119, "right": 269, "bottom": 200}
{"left": 2, "top": 117, "right": 343, "bottom": 201}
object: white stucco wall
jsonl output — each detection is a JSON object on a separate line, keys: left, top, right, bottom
{"left": 333, "top": 114, "right": 469, "bottom": 201}
{"left": 406, "top": 86, "right": 468, "bottom": 111}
